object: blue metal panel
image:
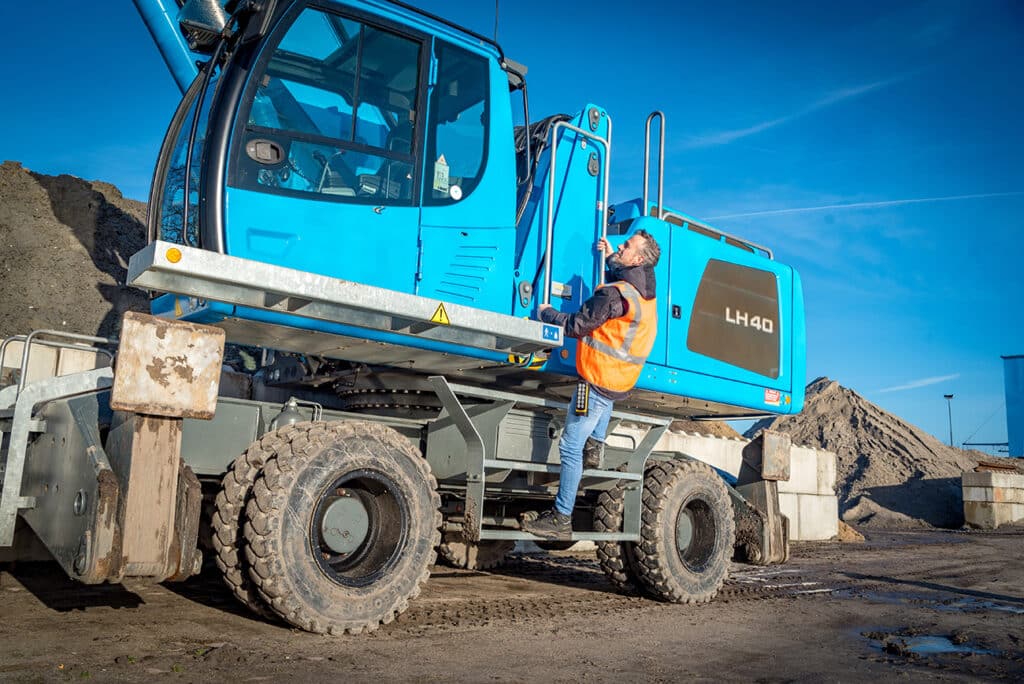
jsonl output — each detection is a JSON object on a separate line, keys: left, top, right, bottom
{"left": 132, "top": 0, "right": 199, "bottom": 95}
{"left": 224, "top": 187, "right": 421, "bottom": 292}
{"left": 1004, "top": 355, "right": 1024, "bottom": 457}
{"left": 512, "top": 106, "right": 610, "bottom": 321}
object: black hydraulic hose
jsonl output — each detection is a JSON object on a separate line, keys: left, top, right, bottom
{"left": 181, "top": 36, "right": 227, "bottom": 247}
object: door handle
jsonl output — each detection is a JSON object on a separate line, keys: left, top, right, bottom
{"left": 245, "top": 139, "right": 284, "bottom": 165}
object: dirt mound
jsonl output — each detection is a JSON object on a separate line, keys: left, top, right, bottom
{"left": 670, "top": 419, "right": 741, "bottom": 439}
{"left": 746, "top": 377, "right": 1022, "bottom": 528}
{"left": 0, "top": 160, "right": 149, "bottom": 340}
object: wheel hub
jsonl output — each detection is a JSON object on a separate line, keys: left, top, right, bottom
{"left": 675, "top": 509, "right": 694, "bottom": 552}
{"left": 320, "top": 492, "right": 370, "bottom": 555}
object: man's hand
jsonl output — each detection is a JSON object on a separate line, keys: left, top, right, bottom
{"left": 596, "top": 237, "right": 614, "bottom": 257}
{"left": 538, "top": 303, "right": 553, "bottom": 313}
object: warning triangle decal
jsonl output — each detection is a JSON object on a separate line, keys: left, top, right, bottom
{"left": 430, "top": 303, "right": 451, "bottom": 325}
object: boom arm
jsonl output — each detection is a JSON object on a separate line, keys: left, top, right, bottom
{"left": 132, "top": 0, "right": 199, "bottom": 94}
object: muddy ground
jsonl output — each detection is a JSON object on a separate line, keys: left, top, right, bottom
{"left": 1, "top": 528, "right": 1021, "bottom": 682}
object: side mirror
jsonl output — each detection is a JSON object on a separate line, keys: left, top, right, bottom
{"left": 178, "top": 0, "right": 229, "bottom": 53}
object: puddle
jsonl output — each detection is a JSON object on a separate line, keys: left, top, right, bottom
{"left": 936, "top": 597, "right": 1024, "bottom": 615}
{"left": 836, "top": 589, "right": 1024, "bottom": 615}
{"left": 862, "top": 631, "right": 996, "bottom": 658}
{"left": 902, "top": 636, "right": 995, "bottom": 656}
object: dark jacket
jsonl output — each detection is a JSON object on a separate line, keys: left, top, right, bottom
{"left": 539, "top": 258, "right": 657, "bottom": 400}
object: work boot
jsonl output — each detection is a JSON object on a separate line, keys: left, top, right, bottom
{"left": 583, "top": 437, "right": 605, "bottom": 469}
{"left": 521, "top": 509, "right": 572, "bottom": 540}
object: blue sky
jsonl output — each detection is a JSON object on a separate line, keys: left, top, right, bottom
{"left": 1, "top": 0, "right": 1020, "bottom": 451}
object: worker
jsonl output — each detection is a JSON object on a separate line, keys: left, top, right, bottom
{"left": 522, "top": 230, "right": 660, "bottom": 539}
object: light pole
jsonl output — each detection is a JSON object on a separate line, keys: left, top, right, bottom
{"left": 943, "top": 394, "right": 954, "bottom": 447}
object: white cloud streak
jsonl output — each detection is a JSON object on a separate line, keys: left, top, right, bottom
{"left": 682, "top": 75, "right": 910, "bottom": 149}
{"left": 878, "top": 373, "right": 960, "bottom": 393}
{"left": 706, "top": 191, "right": 1024, "bottom": 220}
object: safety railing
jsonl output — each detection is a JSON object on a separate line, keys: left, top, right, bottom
{"left": 544, "top": 114, "right": 612, "bottom": 302}
{"left": 642, "top": 111, "right": 665, "bottom": 218}
{"left": 0, "top": 331, "right": 115, "bottom": 397}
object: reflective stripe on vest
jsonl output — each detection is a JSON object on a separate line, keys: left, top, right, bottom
{"left": 576, "top": 281, "right": 657, "bottom": 392}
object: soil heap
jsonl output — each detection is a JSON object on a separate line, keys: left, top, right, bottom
{"left": 670, "top": 419, "right": 741, "bottom": 439}
{"left": 746, "top": 377, "right": 1020, "bottom": 528}
{"left": 0, "top": 161, "right": 149, "bottom": 340}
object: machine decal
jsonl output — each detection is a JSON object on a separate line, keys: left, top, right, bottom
{"left": 431, "top": 303, "right": 451, "bottom": 325}
{"left": 764, "top": 388, "right": 781, "bottom": 406}
{"left": 543, "top": 325, "right": 562, "bottom": 342}
{"left": 725, "top": 308, "right": 774, "bottom": 334}
{"left": 433, "top": 154, "right": 450, "bottom": 193}
{"left": 688, "top": 259, "right": 781, "bottom": 378}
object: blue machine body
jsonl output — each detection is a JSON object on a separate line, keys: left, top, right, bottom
{"left": 138, "top": 0, "right": 806, "bottom": 418}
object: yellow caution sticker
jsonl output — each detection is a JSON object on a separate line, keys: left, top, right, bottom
{"left": 430, "top": 302, "right": 451, "bottom": 325}
{"left": 174, "top": 297, "right": 183, "bottom": 318}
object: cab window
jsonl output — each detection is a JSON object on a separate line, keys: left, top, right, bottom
{"left": 238, "top": 8, "right": 422, "bottom": 204}
{"left": 425, "top": 41, "right": 488, "bottom": 205}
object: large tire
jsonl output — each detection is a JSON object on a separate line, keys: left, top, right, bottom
{"left": 437, "top": 535, "right": 514, "bottom": 570}
{"left": 211, "top": 424, "right": 309, "bottom": 619}
{"left": 244, "top": 421, "right": 441, "bottom": 634}
{"left": 633, "top": 459, "right": 735, "bottom": 603}
{"left": 594, "top": 482, "right": 646, "bottom": 594}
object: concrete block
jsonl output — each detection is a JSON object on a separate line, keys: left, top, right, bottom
{"left": 796, "top": 494, "right": 839, "bottom": 541}
{"left": 55, "top": 347, "right": 104, "bottom": 375}
{"left": 816, "top": 448, "right": 837, "bottom": 494}
{"left": 963, "top": 486, "right": 1024, "bottom": 504}
{"left": 607, "top": 427, "right": 746, "bottom": 478}
{"left": 964, "top": 501, "right": 1024, "bottom": 530}
{"left": 962, "top": 470, "right": 1024, "bottom": 529}
{"left": 778, "top": 492, "right": 799, "bottom": 532}
{"left": 779, "top": 447, "right": 818, "bottom": 494}
{"left": 1, "top": 340, "right": 105, "bottom": 385}
{"left": 962, "top": 470, "right": 1024, "bottom": 490}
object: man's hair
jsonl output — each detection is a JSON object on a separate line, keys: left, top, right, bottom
{"left": 635, "top": 229, "right": 661, "bottom": 267}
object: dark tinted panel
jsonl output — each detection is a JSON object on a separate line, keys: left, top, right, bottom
{"left": 687, "top": 259, "right": 780, "bottom": 378}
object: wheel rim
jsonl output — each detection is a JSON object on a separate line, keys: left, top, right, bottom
{"left": 310, "top": 468, "right": 410, "bottom": 588}
{"left": 674, "top": 495, "right": 717, "bottom": 572}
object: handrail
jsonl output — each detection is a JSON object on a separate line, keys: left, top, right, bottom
{"left": 642, "top": 111, "right": 665, "bottom": 218}
{"left": 544, "top": 116, "right": 612, "bottom": 303}
{"left": 661, "top": 213, "right": 775, "bottom": 260}
{"left": 2, "top": 331, "right": 116, "bottom": 395}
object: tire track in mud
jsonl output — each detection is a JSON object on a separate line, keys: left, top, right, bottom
{"left": 372, "top": 553, "right": 842, "bottom": 637}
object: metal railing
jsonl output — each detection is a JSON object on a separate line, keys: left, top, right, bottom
{"left": 642, "top": 111, "right": 665, "bottom": 218}
{"left": 544, "top": 115, "right": 612, "bottom": 302}
{"left": 0, "top": 331, "right": 116, "bottom": 396}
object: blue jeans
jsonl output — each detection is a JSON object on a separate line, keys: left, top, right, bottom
{"left": 554, "top": 384, "right": 614, "bottom": 516}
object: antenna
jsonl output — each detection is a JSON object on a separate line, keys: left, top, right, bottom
{"left": 494, "top": 0, "right": 499, "bottom": 42}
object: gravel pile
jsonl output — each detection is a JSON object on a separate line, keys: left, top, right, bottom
{"left": 747, "top": 377, "right": 1021, "bottom": 528}
{"left": 0, "top": 160, "right": 148, "bottom": 340}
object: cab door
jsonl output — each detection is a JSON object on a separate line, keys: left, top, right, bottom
{"left": 224, "top": 5, "right": 428, "bottom": 293}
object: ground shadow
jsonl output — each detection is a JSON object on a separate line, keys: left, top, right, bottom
{"left": 159, "top": 558, "right": 288, "bottom": 625}
{"left": 843, "top": 571, "right": 1024, "bottom": 605}
{"left": 488, "top": 551, "right": 632, "bottom": 596}
{"left": 3, "top": 561, "right": 143, "bottom": 611}
{"left": 859, "top": 477, "right": 964, "bottom": 528}
{"left": 29, "top": 171, "right": 149, "bottom": 339}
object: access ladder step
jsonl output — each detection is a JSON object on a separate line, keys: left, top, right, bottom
{"left": 483, "top": 458, "right": 641, "bottom": 481}
{"left": 478, "top": 529, "right": 641, "bottom": 542}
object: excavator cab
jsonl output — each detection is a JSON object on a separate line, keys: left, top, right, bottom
{"left": 137, "top": 0, "right": 805, "bottom": 420}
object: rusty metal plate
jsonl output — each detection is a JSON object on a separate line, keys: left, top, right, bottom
{"left": 110, "top": 312, "right": 225, "bottom": 419}
{"left": 760, "top": 429, "right": 792, "bottom": 482}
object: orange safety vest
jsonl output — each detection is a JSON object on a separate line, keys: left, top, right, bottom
{"left": 576, "top": 281, "right": 657, "bottom": 392}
